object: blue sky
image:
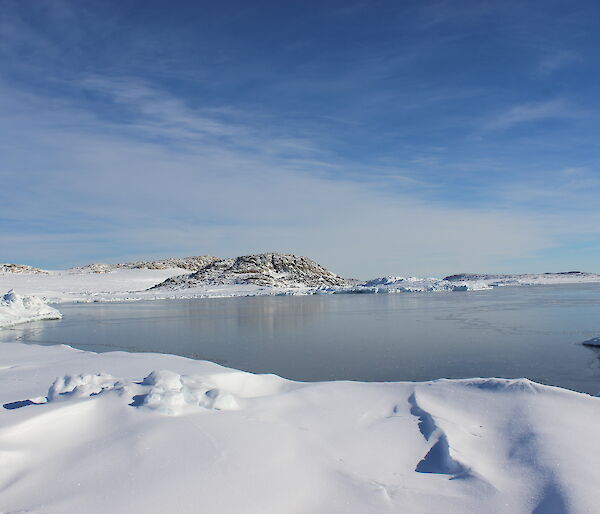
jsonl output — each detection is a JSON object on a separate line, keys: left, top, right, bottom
{"left": 1, "top": 0, "right": 600, "bottom": 277}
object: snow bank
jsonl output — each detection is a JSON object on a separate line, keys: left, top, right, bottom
{"left": 0, "top": 342, "right": 598, "bottom": 513}
{"left": 0, "top": 289, "right": 62, "bottom": 327}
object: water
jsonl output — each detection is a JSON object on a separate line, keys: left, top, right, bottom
{"left": 2, "top": 284, "right": 600, "bottom": 394}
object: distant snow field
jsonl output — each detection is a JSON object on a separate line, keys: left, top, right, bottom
{"left": 0, "top": 342, "right": 598, "bottom": 513}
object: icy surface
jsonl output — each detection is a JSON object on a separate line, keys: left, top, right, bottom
{"left": 0, "top": 290, "right": 62, "bottom": 327}
{"left": 0, "top": 342, "right": 598, "bottom": 513}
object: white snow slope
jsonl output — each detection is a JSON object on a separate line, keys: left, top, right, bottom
{"left": 0, "top": 268, "right": 190, "bottom": 303}
{"left": 0, "top": 290, "right": 62, "bottom": 328}
{"left": 0, "top": 342, "right": 598, "bottom": 513}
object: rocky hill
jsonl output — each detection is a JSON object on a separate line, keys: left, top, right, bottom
{"left": 0, "top": 264, "right": 48, "bottom": 274}
{"left": 70, "top": 256, "right": 219, "bottom": 274}
{"left": 153, "top": 253, "right": 349, "bottom": 290}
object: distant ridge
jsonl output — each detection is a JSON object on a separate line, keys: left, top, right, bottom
{"left": 70, "top": 256, "right": 219, "bottom": 274}
{"left": 152, "top": 253, "right": 349, "bottom": 290}
{"left": 443, "top": 271, "right": 600, "bottom": 286}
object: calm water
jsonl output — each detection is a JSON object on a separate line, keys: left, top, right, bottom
{"left": 2, "top": 284, "right": 600, "bottom": 394}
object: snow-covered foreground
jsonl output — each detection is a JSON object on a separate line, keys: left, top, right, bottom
{"left": 0, "top": 290, "right": 62, "bottom": 328}
{"left": 0, "top": 342, "right": 598, "bottom": 513}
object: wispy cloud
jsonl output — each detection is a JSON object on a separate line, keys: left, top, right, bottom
{"left": 2, "top": 0, "right": 600, "bottom": 275}
{"left": 484, "top": 99, "right": 581, "bottom": 130}
{"left": 537, "top": 50, "right": 579, "bottom": 75}
{"left": 0, "top": 77, "right": 555, "bottom": 276}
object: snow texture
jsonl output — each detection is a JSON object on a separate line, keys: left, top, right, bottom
{"left": 0, "top": 342, "right": 598, "bottom": 513}
{"left": 0, "top": 289, "right": 62, "bottom": 328}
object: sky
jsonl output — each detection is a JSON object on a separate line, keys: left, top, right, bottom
{"left": 1, "top": 0, "right": 600, "bottom": 278}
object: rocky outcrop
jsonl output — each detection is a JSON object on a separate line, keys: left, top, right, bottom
{"left": 0, "top": 264, "right": 48, "bottom": 274}
{"left": 70, "top": 256, "right": 219, "bottom": 274}
{"left": 153, "top": 253, "right": 349, "bottom": 290}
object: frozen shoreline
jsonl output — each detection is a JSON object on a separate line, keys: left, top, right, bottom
{"left": 2, "top": 267, "right": 600, "bottom": 305}
{"left": 0, "top": 341, "right": 598, "bottom": 513}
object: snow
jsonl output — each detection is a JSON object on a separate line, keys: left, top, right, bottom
{"left": 0, "top": 342, "right": 598, "bottom": 513}
{"left": 0, "top": 289, "right": 62, "bottom": 327}
{"left": 0, "top": 268, "right": 191, "bottom": 303}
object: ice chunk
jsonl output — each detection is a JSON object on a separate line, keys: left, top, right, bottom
{"left": 0, "top": 289, "right": 62, "bottom": 328}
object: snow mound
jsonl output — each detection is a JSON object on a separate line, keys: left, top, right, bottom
{"left": 0, "top": 289, "right": 62, "bottom": 328}
{"left": 140, "top": 370, "right": 242, "bottom": 414}
{"left": 47, "top": 372, "right": 121, "bottom": 401}
{"left": 42, "top": 368, "right": 295, "bottom": 416}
